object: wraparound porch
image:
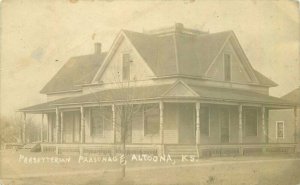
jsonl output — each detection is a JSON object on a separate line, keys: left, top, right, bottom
{"left": 19, "top": 84, "right": 299, "bottom": 156}
{"left": 30, "top": 102, "right": 296, "bottom": 145}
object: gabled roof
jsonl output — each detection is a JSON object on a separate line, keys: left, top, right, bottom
{"left": 281, "top": 87, "right": 300, "bottom": 104}
{"left": 41, "top": 53, "right": 107, "bottom": 94}
{"left": 122, "top": 30, "right": 231, "bottom": 77}
{"left": 109, "top": 29, "right": 276, "bottom": 87}
{"left": 43, "top": 25, "right": 277, "bottom": 94}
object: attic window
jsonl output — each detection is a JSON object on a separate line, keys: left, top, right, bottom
{"left": 224, "top": 54, "right": 231, "bottom": 81}
{"left": 122, "top": 53, "right": 131, "bottom": 81}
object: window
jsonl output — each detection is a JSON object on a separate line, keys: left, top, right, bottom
{"left": 200, "top": 107, "right": 210, "bottom": 136}
{"left": 91, "top": 108, "right": 105, "bottom": 136}
{"left": 144, "top": 105, "right": 159, "bottom": 135}
{"left": 122, "top": 53, "right": 131, "bottom": 81}
{"left": 276, "top": 121, "right": 284, "bottom": 139}
{"left": 224, "top": 53, "right": 231, "bottom": 81}
{"left": 243, "top": 108, "right": 258, "bottom": 136}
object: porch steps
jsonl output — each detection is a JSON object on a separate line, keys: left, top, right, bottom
{"left": 22, "top": 143, "right": 41, "bottom": 152}
{"left": 166, "top": 145, "right": 198, "bottom": 158}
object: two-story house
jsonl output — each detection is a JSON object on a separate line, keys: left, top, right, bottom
{"left": 20, "top": 23, "right": 298, "bottom": 157}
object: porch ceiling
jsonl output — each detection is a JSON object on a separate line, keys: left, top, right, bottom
{"left": 20, "top": 83, "right": 298, "bottom": 113}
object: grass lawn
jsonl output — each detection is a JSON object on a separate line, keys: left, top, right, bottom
{"left": 1, "top": 150, "right": 300, "bottom": 185}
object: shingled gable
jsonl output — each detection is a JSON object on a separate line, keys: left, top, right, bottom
{"left": 40, "top": 44, "right": 107, "bottom": 94}
{"left": 92, "top": 25, "right": 277, "bottom": 87}
{"left": 162, "top": 80, "right": 199, "bottom": 97}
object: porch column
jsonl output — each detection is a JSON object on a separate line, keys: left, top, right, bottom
{"left": 80, "top": 106, "right": 85, "bottom": 143}
{"left": 261, "top": 106, "right": 266, "bottom": 143}
{"left": 23, "top": 113, "right": 26, "bottom": 144}
{"left": 159, "top": 101, "right": 164, "bottom": 154}
{"left": 41, "top": 114, "right": 44, "bottom": 142}
{"left": 55, "top": 107, "right": 59, "bottom": 144}
{"left": 238, "top": 104, "right": 243, "bottom": 143}
{"left": 112, "top": 104, "right": 116, "bottom": 144}
{"left": 60, "top": 112, "right": 64, "bottom": 143}
{"left": 195, "top": 102, "right": 200, "bottom": 145}
{"left": 294, "top": 107, "right": 298, "bottom": 143}
{"left": 47, "top": 114, "right": 50, "bottom": 143}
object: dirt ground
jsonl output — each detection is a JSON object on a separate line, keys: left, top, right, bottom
{"left": 1, "top": 150, "right": 300, "bottom": 185}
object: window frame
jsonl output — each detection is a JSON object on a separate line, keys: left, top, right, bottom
{"left": 243, "top": 108, "right": 258, "bottom": 137}
{"left": 143, "top": 105, "right": 160, "bottom": 136}
{"left": 223, "top": 53, "right": 232, "bottom": 81}
{"left": 276, "top": 121, "right": 285, "bottom": 139}
{"left": 122, "top": 53, "right": 131, "bottom": 81}
{"left": 90, "top": 108, "right": 105, "bottom": 137}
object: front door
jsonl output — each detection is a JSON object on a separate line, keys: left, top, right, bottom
{"left": 219, "top": 108, "right": 230, "bottom": 143}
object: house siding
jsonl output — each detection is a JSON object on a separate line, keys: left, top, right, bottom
{"left": 268, "top": 109, "right": 296, "bottom": 143}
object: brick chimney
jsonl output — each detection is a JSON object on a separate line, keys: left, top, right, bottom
{"left": 174, "top": 23, "right": 184, "bottom": 32}
{"left": 94, "top": 43, "right": 102, "bottom": 54}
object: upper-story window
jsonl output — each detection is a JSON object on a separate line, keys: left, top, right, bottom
{"left": 122, "top": 53, "right": 131, "bottom": 81}
{"left": 224, "top": 53, "right": 231, "bottom": 81}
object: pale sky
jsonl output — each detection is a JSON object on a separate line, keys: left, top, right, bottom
{"left": 0, "top": 0, "right": 299, "bottom": 118}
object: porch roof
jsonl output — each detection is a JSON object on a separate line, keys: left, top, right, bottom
{"left": 20, "top": 83, "right": 297, "bottom": 113}
{"left": 189, "top": 85, "right": 296, "bottom": 106}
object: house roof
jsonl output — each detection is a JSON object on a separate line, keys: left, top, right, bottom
{"left": 189, "top": 85, "right": 291, "bottom": 105}
{"left": 124, "top": 30, "right": 230, "bottom": 76}
{"left": 40, "top": 52, "right": 107, "bottom": 94}
{"left": 41, "top": 26, "right": 277, "bottom": 94}
{"left": 253, "top": 70, "right": 277, "bottom": 87}
{"left": 122, "top": 30, "right": 276, "bottom": 86}
{"left": 21, "top": 82, "right": 295, "bottom": 112}
{"left": 281, "top": 87, "right": 300, "bottom": 104}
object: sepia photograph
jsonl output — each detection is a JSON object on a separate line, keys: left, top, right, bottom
{"left": 0, "top": 0, "right": 299, "bottom": 185}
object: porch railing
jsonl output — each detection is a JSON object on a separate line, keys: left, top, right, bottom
{"left": 41, "top": 143, "right": 159, "bottom": 156}
{"left": 41, "top": 143, "right": 297, "bottom": 157}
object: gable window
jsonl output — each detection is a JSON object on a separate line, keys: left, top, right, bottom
{"left": 122, "top": 53, "right": 131, "bottom": 81}
{"left": 90, "top": 108, "right": 105, "bottom": 136}
{"left": 243, "top": 108, "right": 258, "bottom": 137}
{"left": 200, "top": 107, "right": 210, "bottom": 136}
{"left": 276, "top": 121, "right": 284, "bottom": 139}
{"left": 224, "top": 53, "right": 231, "bottom": 81}
{"left": 144, "top": 105, "right": 159, "bottom": 135}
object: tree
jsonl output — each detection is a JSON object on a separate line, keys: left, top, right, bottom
{"left": 88, "top": 67, "right": 158, "bottom": 178}
{"left": 0, "top": 115, "right": 22, "bottom": 146}
{"left": 0, "top": 114, "right": 41, "bottom": 147}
